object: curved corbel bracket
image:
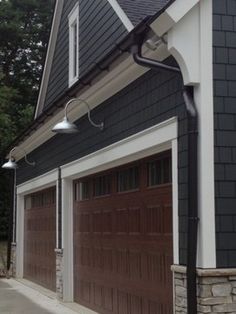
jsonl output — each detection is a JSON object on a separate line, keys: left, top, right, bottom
{"left": 167, "top": 3, "right": 200, "bottom": 85}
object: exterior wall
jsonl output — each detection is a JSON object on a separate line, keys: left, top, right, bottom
{"left": 17, "top": 67, "right": 189, "bottom": 264}
{"left": 213, "top": 0, "right": 236, "bottom": 267}
{"left": 44, "top": 0, "right": 127, "bottom": 109}
{"left": 173, "top": 266, "right": 236, "bottom": 314}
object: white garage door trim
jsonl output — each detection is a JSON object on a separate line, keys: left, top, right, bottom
{"left": 61, "top": 117, "right": 178, "bottom": 302}
{"left": 15, "top": 117, "right": 178, "bottom": 302}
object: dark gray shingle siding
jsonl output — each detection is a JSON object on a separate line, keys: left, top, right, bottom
{"left": 17, "top": 67, "right": 188, "bottom": 264}
{"left": 214, "top": 0, "right": 236, "bottom": 267}
{"left": 43, "top": 0, "right": 127, "bottom": 110}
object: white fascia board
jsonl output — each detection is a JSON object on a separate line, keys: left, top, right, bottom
{"left": 107, "top": 0, "right": 134, "bottom": 32}
{"left": 13, "top": 44, "right": 170, "bottom": 161}
{"left": 34, "top": 0, "right": 64, "bottom": 118}
{"left": 150, "top": 0, "right": 200, "bottom": 37}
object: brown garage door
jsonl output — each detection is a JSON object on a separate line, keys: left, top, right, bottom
{"left": 24, "top": 187, "right": 56, "bottom": 291}
{"left": 74, "top": 151, "right": 173, "bottom": 314}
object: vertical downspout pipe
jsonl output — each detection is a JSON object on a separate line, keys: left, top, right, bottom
{"left": 131, "top": 41, "right": 198, "bottom": 314}
{"left": 183, "top": 86, "right": 199, "bottom": 314}
{"left": 7, "top": 171, "right": 14, "bottom": 271}
{"left": 57, "top": 167, "right": 62, "bottom": 249}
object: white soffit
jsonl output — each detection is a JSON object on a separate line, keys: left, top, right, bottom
{"left": 107, "top": 0, "right": 134, "bottom": 32}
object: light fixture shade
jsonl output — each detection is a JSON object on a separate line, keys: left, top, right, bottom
{"left": 2, "top": 158, "right": 18, "bottom": 170}
{"left": 52, "top": 117, "right": 79, "bottom": 134}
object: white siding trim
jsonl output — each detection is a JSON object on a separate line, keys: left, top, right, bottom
{"left": 16, "top": 194, "right": 24, "bottom": 278}
{"left": 107, "top": 0, "right": 134, "bottom": 32}
{"left": 151, "top": 0, "right": 215, "bottom": 268}
{"left": 172, "top": 138, "right": 179, "bottom": 265}
{"left": 68, "top": 2, "right": 79, "bottom": 87}
{"left": 195, "top": 0, "right": 216, "bottom": 268}
{"left": 62, "top": 178, "right": 74, "bottom": 302}
{"left": 35, "top": 0, "right": 64, "bottom": 118}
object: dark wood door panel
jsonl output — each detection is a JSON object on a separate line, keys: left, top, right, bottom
{"left": 74, "top": 152, "right": 173, "bottom": 314}
{"left": 24, "top": 187, "right": 56, "bottom": 291}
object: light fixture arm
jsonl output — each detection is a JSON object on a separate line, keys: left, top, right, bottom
{"left": 9, "top": 146, "right": 36, "bottom": 167}
{"left": 64, "top": 98, "right": 104, "bottom": 130}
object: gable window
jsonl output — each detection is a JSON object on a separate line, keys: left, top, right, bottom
{"left": 68, "top": 3, "right": 79, "bottom": 87}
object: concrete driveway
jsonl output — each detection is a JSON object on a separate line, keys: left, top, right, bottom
{"left": 0, "top": 279, "right": 78, "bottom": 314}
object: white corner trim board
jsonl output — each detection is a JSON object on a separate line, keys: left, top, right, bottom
{"left": 107, "top": 0, "right": 134, "bottom": 32}
{"left": 151, "top": 0, "right": 216, "bottom": 268}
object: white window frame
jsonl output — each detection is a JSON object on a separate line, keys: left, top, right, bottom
{"left": 68, "top": 2, "right": 79, "bottom": 87}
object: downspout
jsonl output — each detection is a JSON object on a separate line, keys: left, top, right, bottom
{"left": 7, "top": 171, "right": 14, "bottom": 272}
{"left": 131, "top": 41, "right": 198, "bottom": 314}
{"left": 57, "top": 167, "right": 62, "bottom": 249}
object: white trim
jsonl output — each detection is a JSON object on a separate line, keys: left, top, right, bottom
{"left": 62, "top": 179, "right": 74, "bottom": 302}
{"left": 60, "top": 117, "right": 179, "bottom": 301}
{"left": 150, "top": 0, "right": 216, "bottom": 268}
{"left": 17, "top": 168, "right": 58, "bottom": 195}
{"left": 15, "top": 117, "right": 179, "bottom": 297}
{"left": 16, "top": 194, "right": 24, "bottom": 278}
{"left": 150, "top": 0, "right": 200, "bottom": 37}
{"left": 195, "top": 0, "right": 216, "bottom": 268}
{"left": 56, "top": 170, "right": 59, "bottom": 249}
{"left": 35, "top": 0, "right": 64, "bottom": 118}
{"left": 172, "top": 139, "right": 179, "bottom": 265}
{"left": 61, "top": 117, "right": 177, "bottom": 179}
{"left": 107, "top": 0, "right": 134, "bottom": 32}
{"left": 68, "top": 2, "right": 79, "bottom": 87}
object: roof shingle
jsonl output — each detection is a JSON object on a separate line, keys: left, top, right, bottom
{"left": 117, "top": 0, "right": 172, "bottom": 26}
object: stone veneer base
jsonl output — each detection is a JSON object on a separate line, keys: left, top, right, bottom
{"left": 9, "top": 242, "right": 17, "bottom": 278}
{"left": 172, "top": 265, "right": 236, "bottom": 313}
{"left": 55, "top": 248, "right": 63, "bottom": 300}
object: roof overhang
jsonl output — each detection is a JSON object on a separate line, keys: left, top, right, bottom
{"left": 8, "top": 0, "right": 204, "bottom": 161}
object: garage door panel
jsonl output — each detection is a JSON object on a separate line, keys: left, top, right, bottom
{"left": 24, "top": 187, "right": 56, "bottom": 291}
{"left": 74, "top": 152, "right": 173, "bottom": 313}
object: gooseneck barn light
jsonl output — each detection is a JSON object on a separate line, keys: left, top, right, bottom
{"left": 2, "top": 146, "right": 36, "bottom": 170}
{"left": 52, "top": 98, "right": 104, "bottom": 134}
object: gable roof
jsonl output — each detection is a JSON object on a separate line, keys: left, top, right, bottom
{"left": 117, "top": 0, "right": 172, "bottom": 26}
{"left": 12, "top": 0, "right": 176, "bottom": 151}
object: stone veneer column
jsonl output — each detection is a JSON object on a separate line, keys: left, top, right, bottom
{"left": 8, "top": 242, "right": 17, "bottom": 278}
{"left": 55, "top": 248, "right": 63, "bottom": 300}
{"left": 172, "top": 265, "right": 236, "bottom": 313}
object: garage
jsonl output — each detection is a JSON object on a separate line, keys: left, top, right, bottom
{"left": 74, "top": 151, "right": 173, "bottom": 314}
{"left": 24, "top": 187, "right": 56, "bottom": 291}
